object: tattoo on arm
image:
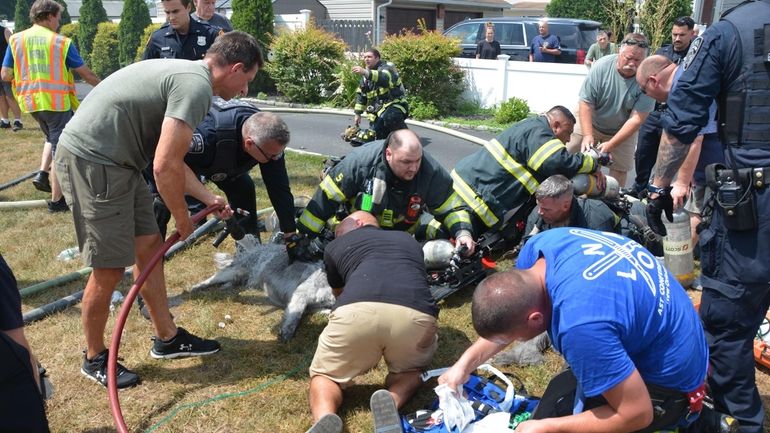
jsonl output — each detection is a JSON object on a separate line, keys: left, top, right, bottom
{"left": 653, "top": 132, "right": 691, "bottom": 186}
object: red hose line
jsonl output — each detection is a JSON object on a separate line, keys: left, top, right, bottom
{"left": 108, "top": 204, "right": 222, "bottom": 433}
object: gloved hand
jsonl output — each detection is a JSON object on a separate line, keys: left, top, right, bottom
{"left": 646, "top": 191, "right": 674, "bottom": 236}
{"left": 285, "top": 233, "right": 316, "bottom": 262}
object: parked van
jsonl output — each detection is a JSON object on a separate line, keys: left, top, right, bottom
{"left": 444, "top": 17, "right": 602, "bottom": 64}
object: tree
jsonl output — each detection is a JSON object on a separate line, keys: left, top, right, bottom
{"left": 54, "top": 0, "right": 71, "bottom": 25}
{"left": 78, "top": 0, "right": 109, "bottom": 66}
{"left": 91, "top": 22, "right": 120, "bottom": 77}
{"left": 546, "top": 0, "right": 612, "bottom": 33}
{"left": 639, "top": 0, "right": 692, "bottom": 50}
{"left": 0, "top": 0, "right": 16, "bottom": 21}
{"left": 14, "top": 0, "right": 32, "bottom": 32}
{"left": 231, "top": 0, "right": 274, "bottom": 94}
{"left": 117, "top": 0, "right": 151, "bottom": 67}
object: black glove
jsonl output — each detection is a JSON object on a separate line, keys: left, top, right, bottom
{"left": 645, "top": 191, "right": 674, "bottom": 236}
{"left": 285, "top": 233, "right": 316, "bottom": 263}
{"left": 153, "top": 194, "right": 172, "bottom": 239}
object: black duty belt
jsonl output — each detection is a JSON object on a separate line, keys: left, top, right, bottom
{"left": 717, "top": 167, "right": 770, "bottom": 189}
{"left": 655, "top": 102, "right": 669, "bottom": 112}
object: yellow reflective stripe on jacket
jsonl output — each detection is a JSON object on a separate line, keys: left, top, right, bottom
{"left": 424, "top": 218, "right": 442, "bottom": 239}
{"left": 451, "top": 170, "right": 498, "bottom": 227}
{"left": 443, "top": 209, "right": 471, "bottom": 230}
{"left": 319, "top": 175, "right": 345, "bottom": 203}
{"left": 527, "top": 139, "right": 565, "bottom": 171}
{"left": 485, "top": 139, "right": 539, "bottom": 194}
{"left": 10, "top": 25, "right": 74, "bottom": 113}
{"left": 433, "top": 191, "right": 464, "bottom": 215}
{"left": 578, "top": 155, "right": 596, "bottom": 173}
{"left": 298, "top": 210, "right": 325, "bottom": 234}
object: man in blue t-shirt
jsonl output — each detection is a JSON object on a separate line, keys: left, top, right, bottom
{"left": 440, "top": 227, "right": 708, "bottom": 433}
{"left": 529, "top": 19, "right": 561, "bottom": 62}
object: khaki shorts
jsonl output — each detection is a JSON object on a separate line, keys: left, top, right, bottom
{"left": 55, "top": 147, "right": 159, "bottom": 268}
{"left": 309, "top": 302, "right": 438, "bottom": 386}
{"left": 566, "top": 113, "right": 637, "bottom": 173}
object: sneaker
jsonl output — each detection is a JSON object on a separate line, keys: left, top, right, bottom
{"left": 47, "top": 197, "right": 69, "bottom": 213}
{"left": 370, "top": 389, "right": 403, "bottom": 433}
{"left": 306, "top": 414, "right": 343, "bottom": 433}
{"left": 32, "top": 171, "right": 51, "bottom": 192}
{"left": 150, "top": 327, "right": 220, "bottom": 359}
{"left": 0, "top": 120, "right": 9, "bottom": 129}
{"left": 81, "top": 349, "right": 141, "bottom": 389}
{"left": 12, "top": 120, "right": 23, "bottom": 131}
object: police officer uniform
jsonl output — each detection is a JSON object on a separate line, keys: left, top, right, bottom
{"left": 353, "top": 60, "right": 409, "bottom": 143}
{"left": 632, "top": 41, "right": 693, "bottom": 195}
{"left": 452, "top": 115, "right": 600, "bottom": 238}
{"left": 659, "top": 1, "right": 770, "bottom": 431}
{"left": 185, "top": 98, "right": 296, "bottom": 236}
{"left": 297, "top": 140, "right": 472, "bottom": 240}
{"left": 142, "top": 17, "right": 221, "bottom": 60}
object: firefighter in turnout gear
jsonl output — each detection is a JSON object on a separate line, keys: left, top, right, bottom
{"left": 298, "top": 129, "right": 476, "bottom": 254}
{"left": 452, "top": 106, "right": 604, "bottom": 239}
{"left": 350, "top": 49, "right": 409, "bottom": 146}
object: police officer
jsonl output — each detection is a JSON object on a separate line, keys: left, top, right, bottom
{"left": 350, "top": 49, "right": 409, "bottom": 145}
{"left": 142, "top": 0, "right": 221, "bottom": 60}
{"left": 297, "top": 129, "right": 475, "bottom": 254}
{"left": 646, "top": 1, "right": 770, "bottom": 431}
{"left": 155, "top": 98, "right": 297, "bottom": 239}
{"left": 631, "top": 16, "right": 697, "bottom": 195}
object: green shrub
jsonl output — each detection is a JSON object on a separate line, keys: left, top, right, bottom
{"left": 330, "top": 55, "right": 362, "bottom": 108}
{"left": 54, "top": 0, "right": 72, "bottom": 25}
{"left": 117, "top": 0, "right": 151, "bottom": 67}
{"left": 266, "top": 24, "right": 346, "bottom": 104}
{"left": 495, "top": 97, "right": 530, "bottom": 125}
{"left": 60, "top": 23, "right": 80, "bottom": 51}
{"left": 90, "top": 22, "right": 120, "bottom": 78}
{"left": 379, "top": 29, "right": 464, "bottom": 116}
{"left": 231, "top": 0, "right": 274, "bottom": 95}
{"left": 78, "top": 0, "right": 109, "bottom": 65}
{"left": 134, "top": 23, "right": 162, "bottom": 62}
{"left": 408, "top": 97, "right": 439, "bottom": 121}
{"left": 14, "top": 0, "right": 31, "bottom": 32}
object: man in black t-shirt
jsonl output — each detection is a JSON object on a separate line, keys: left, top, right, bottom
{"left": 306, "top": 211, "right": 438, "bottom": 432}
{"left": 476, "top": 25, "right": 501, "bottom": 60}
{"left": 0, "top": 254, "right": 50, "bottom": 433}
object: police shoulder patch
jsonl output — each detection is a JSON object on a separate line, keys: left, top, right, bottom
{"left": 189, "top": 133, "right": 205, "bottom": 154}
{"left": 682, "top": 36, "right": 703, "bottom": 71}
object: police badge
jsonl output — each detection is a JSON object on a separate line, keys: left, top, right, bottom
{"left": 198, "top": 36, "right": 207, "bottom": 46}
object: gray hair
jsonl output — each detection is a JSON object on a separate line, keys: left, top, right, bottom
{"left": 243, "top": 112, "right": 290, "bottom": 146}
{"left": 535, "top": 174, "right": 573, "bottom": 199}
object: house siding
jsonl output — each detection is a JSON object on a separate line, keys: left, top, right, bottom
{"left": 318, "top": 0, "right": 373, "bottom": 20}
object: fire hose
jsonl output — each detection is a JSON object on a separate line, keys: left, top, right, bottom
{"left": 107, "top": 204, "right": 222, "bottom": 433}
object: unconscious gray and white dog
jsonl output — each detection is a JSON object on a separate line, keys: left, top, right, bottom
{"left": 191, "top": 235, "right": 335, "bottom": 342}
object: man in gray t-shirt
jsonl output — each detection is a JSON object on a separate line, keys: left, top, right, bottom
{"left": 567, "top": 33, "right": 655, "bottom": 188}
{"left": 54, "top": 32, "right": 262, "bottom": 389}
{"left": 191, "top": 0, "right": 232, "bottom": 32}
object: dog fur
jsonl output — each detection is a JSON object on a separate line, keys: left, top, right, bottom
{"left": 191, "top": 235, "right": 335, "bottom": 342}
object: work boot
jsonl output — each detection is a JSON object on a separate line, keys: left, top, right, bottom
{"left": 12, "top": 120, "right": 23, "bottom": 131}
{"left": 32, "top": 171, "right": 51, "bottom": 193}
{"left": 47, "top": 197, "right": 69, "bottom": 213}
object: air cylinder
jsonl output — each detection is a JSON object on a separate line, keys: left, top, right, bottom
{"left": 423, "top": 240, "right": 455, "bottom": 270}
{"left": 662, "top": 210, "right": 694, "bottom": 287}
{"left": 571, "top": 174, "right": 620, "bottom": 199}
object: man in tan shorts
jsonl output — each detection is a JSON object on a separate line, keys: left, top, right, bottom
{"left": 307, "top": 211, "right": 439, "bottom": 433}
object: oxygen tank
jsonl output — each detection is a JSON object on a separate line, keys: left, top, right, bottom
{"left": 662, "top": 210, "right": 694, "bottom": 287}
{"left": 571, "top": 174, "right": 620, "bottom": 199}
{"left": 423, "top": 240, "right": 455, "bottom": 270}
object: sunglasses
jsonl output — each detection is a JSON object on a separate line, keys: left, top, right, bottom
{"left": 255, "top": 145, "right": 284, "bottom": 161}
{"left": 622, "top": 39, "right": 649, "bottom": 49}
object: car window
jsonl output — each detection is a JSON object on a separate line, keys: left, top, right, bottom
{"left": 444, "top": 22, "right": 482, "bottom": 45}
{"left": 495, "top": 23, "right": 525, "bottom": 46}
{"left": 549, "top": 24, "right": 576, "bottom": 48}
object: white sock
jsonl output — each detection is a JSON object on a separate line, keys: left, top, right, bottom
{"left": 1, "top": 118, "right": 8, "bottom": 122}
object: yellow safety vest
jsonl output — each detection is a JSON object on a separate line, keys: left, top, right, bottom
{"left": 9, "top": 24, "right": 78, "bottom": 113}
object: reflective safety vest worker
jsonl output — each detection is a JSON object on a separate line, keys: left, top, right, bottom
{"left": 9, "top": 24, "right": 78, "bottom": 113}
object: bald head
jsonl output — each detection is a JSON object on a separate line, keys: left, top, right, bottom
{"left": 335, "top": 211, "right": 379, "bottom": 237}
{"left": 385, "top": 129, "right": 423, "bottom": 181}
{"left": 637, "top": 55, "right": 673, "bottom": 84}
{"left": 471, "top": 269, "right": 545, "bottom": 338}
{"left": 636, "top": 55, "right": 677, "bottom": 102}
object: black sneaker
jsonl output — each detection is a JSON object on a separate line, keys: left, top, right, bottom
{"left": 12, "top": 120, "right": 23, "bottom": 131}
{"left": 32, "top": 171, "right": 51, "bottom": 192}
{"left": 0, "top": 120, "right": 9, "bottom": 129}
{"left": 370, "top": 389, "right": 403, "bottom": 433}
{"left": 81, "top": 350, "right": 140, "bottom": 389}
{"left": 47, "top": 197, "right": 69, "bottom": 213}
{"left": 150, "top": 327, "right": 220, "bottom": 359}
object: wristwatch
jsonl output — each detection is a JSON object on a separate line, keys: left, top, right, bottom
{"left": 647, "top": 184, "right": 670, "bottom": 195}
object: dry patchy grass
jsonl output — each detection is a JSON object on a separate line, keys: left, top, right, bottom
{"left": 2, "top": 113, "right": 769, "bottom": 432}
